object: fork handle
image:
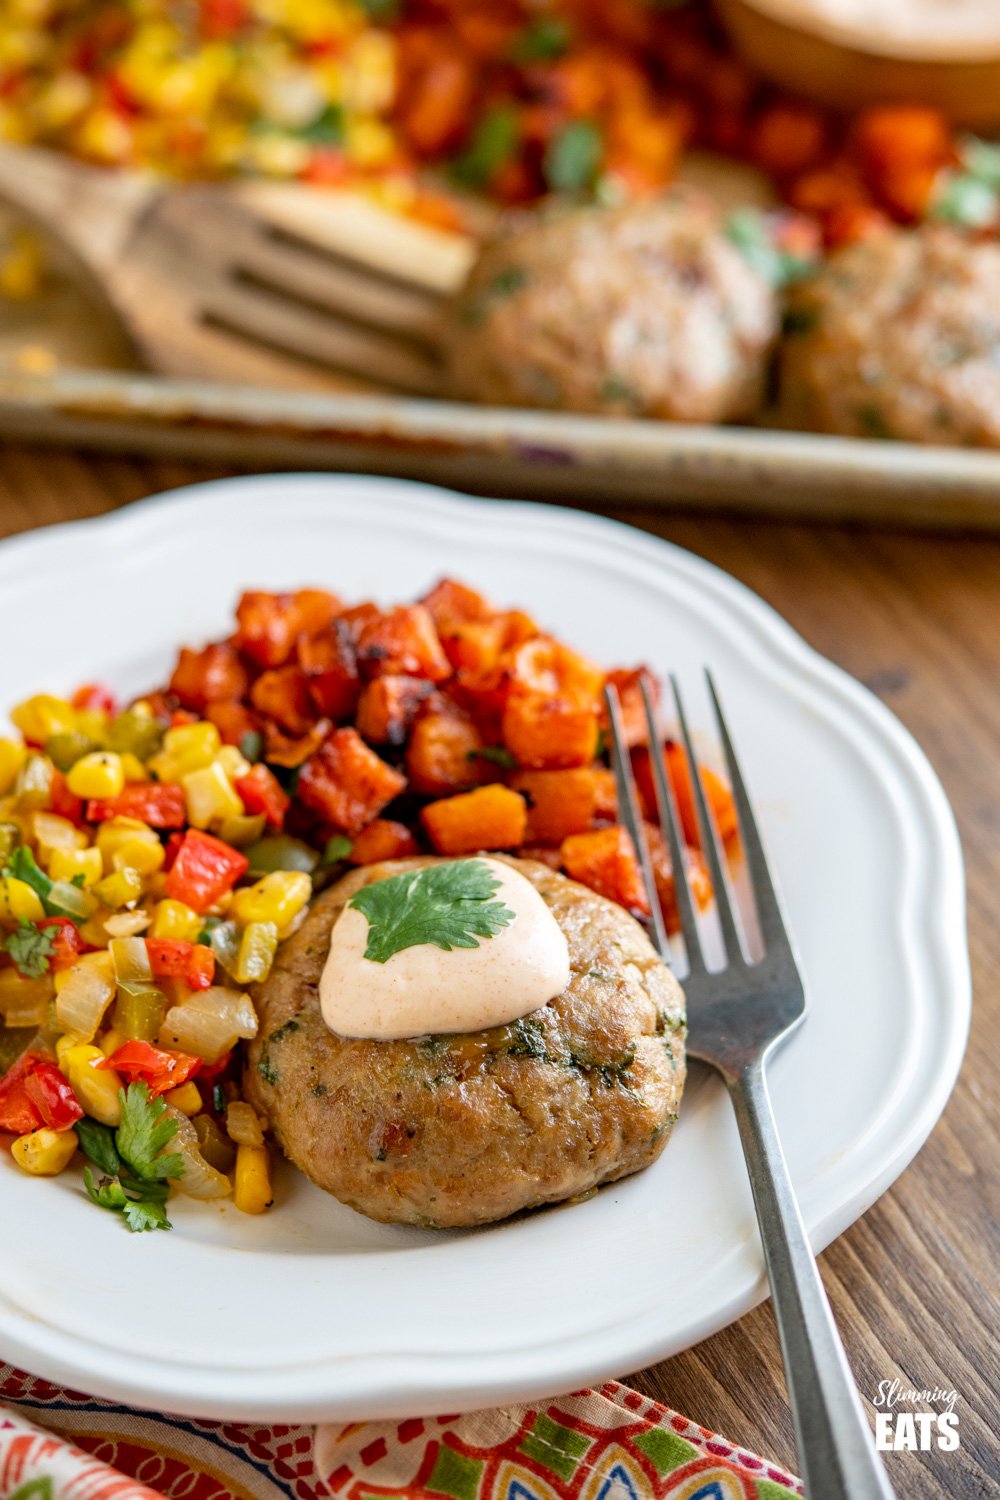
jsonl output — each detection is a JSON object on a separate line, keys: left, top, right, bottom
{"left": 728, "top": 1056, "right": 897, "bottom": 1500}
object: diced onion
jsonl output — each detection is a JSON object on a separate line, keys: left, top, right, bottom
{"left": 225, "top": 1100, "right": 264, "bottom": 1147}
{"left": 104, "top": 910, "right": 152, "bottom": 938}
{"left": 55, "top": 961, "right": 115, "bottom": 1042}
{"left": 48, "top": 880, "right": 97, "bottom": 921}
{"left": 110, "top": 935, "right": 152, "bottom": 984}
{"left": 159, "top": 986, "right": 258, "bottom": 1064}
{"left": 207, "top": 920, "right": 240, "bottom": 977}
{"left": 164, "top": 1107, "right": 232, "bottom": 1200}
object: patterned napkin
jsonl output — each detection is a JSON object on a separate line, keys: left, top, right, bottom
{"left": 1, "top": 1363, "right": 802, "bottom": 1500}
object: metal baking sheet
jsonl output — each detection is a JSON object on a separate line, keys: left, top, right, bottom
{"left": 3, "top": 367, "right": 1000, "bottom": 528}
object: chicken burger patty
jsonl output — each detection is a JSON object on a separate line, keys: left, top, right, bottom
{"left": 780, "top": 225, "right": 1000, "bottom": 447}
{"left": 448, "top": 194, "right": 779, "bottom": 424}
{"left": 245, "top": 856, "right": 685, "bottom": 1228}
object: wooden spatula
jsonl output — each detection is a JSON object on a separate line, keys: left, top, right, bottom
{"left": 0, "top": 143, "right": 473, "bottom": 395}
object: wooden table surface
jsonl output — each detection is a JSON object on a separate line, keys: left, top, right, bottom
{"left": 0, "top": 444, "right": 996, "bottom": 1499}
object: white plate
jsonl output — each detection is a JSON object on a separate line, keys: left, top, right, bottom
{"left": 0, "top": 475, "right": 969, "bottom": 1422}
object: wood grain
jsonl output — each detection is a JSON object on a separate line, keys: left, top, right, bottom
{"left": 0, "top": 448, "right": 996, "bottom": 1498}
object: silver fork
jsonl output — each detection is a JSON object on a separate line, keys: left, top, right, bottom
{"left": 604, "top": 674, "right": 896, "bottom": 1500}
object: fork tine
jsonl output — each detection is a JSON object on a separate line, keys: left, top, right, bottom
{"left": 639, "top": 677, "right": 706, "bottom": 976}
{"left": 704, "top": 671, "right": 794, "bottom": 962}
{"left": 603, "top": 685, "right": 670, "bottom": 957}
{"left": 670, "top": 674, "right": 745, "bottom": 966}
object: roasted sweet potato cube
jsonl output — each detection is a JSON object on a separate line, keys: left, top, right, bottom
{"left": 205, "top": 700, "right": 259, "bottom": 747}
{"left": 632, "top": 743, "right": 738, "bottom": 848}
{"left": 407, "top": 712, "right": 484, "bottom": 796}
{"left": 439, "top": 609, "right": 539, "bottom": 674}
{"left": 506, "top": 637, "right": 603, "bottom": 703}
{"left": 337, "top": 601, "right": 381, "bottom": 642}
{"left": 356, "top": 604, "right": 450, "bottom": 681}
{"left": 502, "top": 694, "right": 600, "bottom": 770}
{"left": 604, "top": 667, "right": 659, "bottom": 748}
{"left": 560, "top": 826, "right": 651, "bottom": 916}
{"left": 420, "top": 578, "right": 493, "bottom": 627}
{"left": 356, "top": 676, "right": 433, "bottom": 746}
{"left": 249, "top": 666, "right": 314, "bottom": 735}
{"left": 262, "top": 717, "right": 331, "bottom": 768}
{"left": 348, "top": 819, "right": 420, "bottom": 865}
{"left": 169, "top": 642, "right": 249, "bottom": 712}
{"left": 513, "top": 767, "right": 617, "bottom": 844}
{"left": 643, "top": 820, "right": 713, "bottom": 933}
{"left": 297, "top": 728, "right": 406, "bottom": 833}
{"left": 296, "top": 619, "right": 360, "bottom": 721}
{"left": 235, "top": 589, "right": 340, "bottom": 668}
{"left": 422, "top": 784, "right": 527, "bottom": 855}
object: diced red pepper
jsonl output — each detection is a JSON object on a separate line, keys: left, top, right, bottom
{"left": 197, "top": 1050, "right": 233, "bottom": 1086}
{"left": 0, "top": 1052, "right": 82, "bottom": 1134}
{"left": 146, "top": 938, "right": 216, "bottom": 990}
{"left": 37, "top": 916, "right": 85, "bottom": 972}
{"left": 163, "top": 830, "right": 185, "bottom": 871}
{"left": 86, "top": 782, "right": 187, "bottom": 829}
{"left": 23, "top": 1060, "right": 84, "bottom": 1131}
{"left": 49, "top": 769, "right": 85, "bottom": 827}
{"left": 100, "top": 1041, "right": 202, "bottom": 1098}
{"left": 165, "top": 830, "right": 248, "bottom": 912}
{"left": 234, "top": 764, "right": 289, "bottom": 829}
{"left": 71, "top": 682, "right": 118, "bottom": 715}
{"left": 0, "top": 1051, "right": 48, "bottom": 1135}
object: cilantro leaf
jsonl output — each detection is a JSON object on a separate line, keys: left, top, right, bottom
{"left": 544, "top": 120, "right": 603, "bottom": 193}
{"left": 322, "top": 835, "right": 353, "bottom": 865}
{"left": 4, "top": 919, "right": 56, "bottom": 978}
{"left": 76, "top": 1117, "right": 123, "bottom": 1178}
{"left": 122, "top": 1197, "right": 171, "bottom": 1232}
{"left": 452, "top": 107, "right": 519, "bottom": 189}
{"left": 84, "top": 1168, "right": 128, "bottom": 1211}
{"left": 115, "top": 1082, "right": 183, "bottom": 1183}
{"left": 468, "top": 745, "right": 517, "bottom": 770}
{"left": 348, "top": 859, "right": 515, "bottom": 964}
{"left": 4, "top": 846, "right": 52, "bottom": 903}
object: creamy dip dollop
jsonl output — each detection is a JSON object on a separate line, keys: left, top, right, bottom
{"left": 319, "top": 858, "right": 571, "bottom": 1040}
{"left": 755, "top": 0, "right": 1000, "bottom": 57}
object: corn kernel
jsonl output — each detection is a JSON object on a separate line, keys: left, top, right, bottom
{"left": 232, "top": 920, "right": 279, "bottom": 984}
{"left": 0, "top": 738, "right": 27, "bottom": 795}
{"left": 75, "top": 708, "right": 110, "bottom": 744}
{"left": 10, "top": 694, "right": 76, "bottom": 744}
{"left": 49, "top": 846, "right": 103, "bottom": 887}
{"left": 231, "top": 871, "right": 311, "bottom": 929}
{"left": 94, "top": 866, "right": 144, "bottom": 909}
{"left": 216, "top": 745, "right": 252, "bottom": 781}
{"left": 112, "top": 838, "right": 164, "bottom": 876}
{"left": 148, "top": 721, "right": 219, "bottom": 782}
{"left": 182, "top": 761, "right": 244, "bottom": 829}
{"left": 62, "top": 1043, "right": 122, "bottom": 1125}
{"left": 66, "top": 750, "right": 125, "bottom": 799}
{"left": 0, "top": 876, "right": 45, "bottom": 924}
{"left": 170, "top": 1080, "right": 202, "bottom": 1116}
{"left": 233, "top": 1142, "right": 272, "bottom": 1214}
{"left": 96, "top": 816, "right": 152, "bottom": 867}
{"left": 101, "top": 1027, "right": 125, "bottom": 1057}
{"left": 12, "top": 1127, "right": 78, "bottom": 1176}
{"left": 150, "top": 898, "right": 202, "bottom": 942}
{"left": 119, "top": 752, "right": 149, "bottom": 783}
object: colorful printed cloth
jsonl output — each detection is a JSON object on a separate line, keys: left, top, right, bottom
{"left": 1, "top": 1363, "right": 802, "bottom": 1500}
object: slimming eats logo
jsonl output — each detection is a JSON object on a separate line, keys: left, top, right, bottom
{"left": 872, "top": 1379, "right": 960, "bottom": 1452}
